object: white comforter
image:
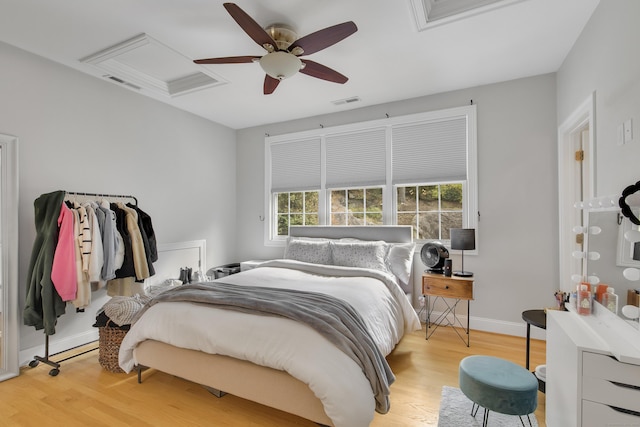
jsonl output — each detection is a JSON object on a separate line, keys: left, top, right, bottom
{"left": 119, "top": 259, "right": 421, "bottom": 427}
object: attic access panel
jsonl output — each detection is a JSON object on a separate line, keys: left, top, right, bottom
{"left": 81, "top": 33, "right": 227, "bottom": 97}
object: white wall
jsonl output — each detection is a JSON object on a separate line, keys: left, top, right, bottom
{"left": 557, "top": 0, "right": 640, "bottom": 196}
{"left": 236, "top": 74, "right": 559, "bottom": 335}
{"left": 8, "top": 0, "right": 634, "bottom": 356}
{"left": 0, "top": 41, "right": 237, "bottom": 358}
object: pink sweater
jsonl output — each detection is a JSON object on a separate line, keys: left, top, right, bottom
{"left": 51, "top": 203, "right": 78, "bottom": 301}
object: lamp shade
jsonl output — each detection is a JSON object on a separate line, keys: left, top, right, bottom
{"left": 259, "top": 51, "right": 302, "bottom": 80}
{"left": 450, "top": 228, "right": 475, "bottom": 251}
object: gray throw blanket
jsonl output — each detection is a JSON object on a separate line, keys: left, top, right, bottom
{"left": 132, "top": 282, "right": 395, "bottom": 413}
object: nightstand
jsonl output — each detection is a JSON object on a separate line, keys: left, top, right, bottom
{"left": 422, "top": 273, "right": 474, "bottom": 346}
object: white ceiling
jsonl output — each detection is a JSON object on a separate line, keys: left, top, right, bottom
{"left": 0, "top": 0, "right": 599, "bottom": 129}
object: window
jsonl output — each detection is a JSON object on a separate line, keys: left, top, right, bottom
{"left": 396, "top": 183, "right": 463, "bottom": 240}
{"left": 330, "top": 187, "right": 383, "bottom": 226}
{"left": 275, "top": 191, "right": 319, "bottom": 236}
{"left": 265, "top": 105, "right": 477, "bottom": 244}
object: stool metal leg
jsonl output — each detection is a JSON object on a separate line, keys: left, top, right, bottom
{"left": 518, "top": 414, "right": 533, "bottom": 427}
{"left": 482, "top": 408, "right": 489, "bottom": 427}
{"left": 471, "top": 402, "right": 479, "bottom": 417}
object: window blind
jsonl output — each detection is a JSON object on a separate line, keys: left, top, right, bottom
{"left": 392, "top": 117, "right": 467, "bottom": 184}
{"left": 325, "top": 128, "right": 387, "bottom": 189}
{"left": 270, "top": 138, "right": 321, "bottom": 192}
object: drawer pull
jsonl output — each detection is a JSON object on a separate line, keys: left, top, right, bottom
{"left": 611, "top": 380, "right": 640, "bottom": 391}
{"left": 445, "top": 285, "right": 449, "bottom": 289}
{"left": 609, "top": 405, "right": 640, "bottom": 418}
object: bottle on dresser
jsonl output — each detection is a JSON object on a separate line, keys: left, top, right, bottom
{"left": 601, "top": 287, "right": 618, "bottom": 314}
{"left": 577, "top": 283, "right": 591, "bottom": 315}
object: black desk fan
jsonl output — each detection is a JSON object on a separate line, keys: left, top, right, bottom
{"left": 420, "top": 242, "right": 449, "bottom": 273}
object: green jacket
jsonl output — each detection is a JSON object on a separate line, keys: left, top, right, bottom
{"left": 23, "top": 190, "right": 67, "bottom": 335}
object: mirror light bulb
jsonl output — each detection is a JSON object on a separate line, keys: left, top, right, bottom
{"left": 623, "top": 268, "right": 640, "bottom": 281}
{"left": 622, "top": 305, "right": 640, "bottom": 319}
{"left": 586, "top": 275, "right": 600, "bottom": 285}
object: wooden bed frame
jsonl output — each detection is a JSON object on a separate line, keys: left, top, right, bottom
{"left": 133, "top": 226, "right": 413, "bottom": 426}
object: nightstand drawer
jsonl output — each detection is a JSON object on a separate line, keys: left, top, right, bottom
{"left": 422, "top": 274, "right": 473, "bottom": 299}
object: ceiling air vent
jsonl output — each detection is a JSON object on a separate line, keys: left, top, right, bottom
{"left": 105, "top": 75, "right": 142, "bottom": 90}
{"left": 81, "top": 33, "right": 227, "bottom": 97}
{"left": 332, "top": 96, "right": 361, "bottom": 106}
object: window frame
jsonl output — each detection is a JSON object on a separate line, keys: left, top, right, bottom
{"left": 394, "top": 180, "right": 466, "bottom": 242}
{"left": 264, "top": 105, "right": 478, "bottom": 246}
{"left": 273, "top": 190, "right": 320, "bottom": 237}
{"left": 329, "top": 186, "right": 385, "bottom": 226}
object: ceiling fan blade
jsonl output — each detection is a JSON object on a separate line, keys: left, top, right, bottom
{"left": 193, "top": 56, "right": 260, "bottom": 64}
{"left": 289, "top": 21, "right": 357, "bottom": 56}
{"left": 264, "top": 75, "right": 281, "bottom": 95}
{"left": 194, "top": 55, "right": 260, "bottom": 64}
{"left": 223, "top": 3, "right": 277, "bottom": 50}
{"left": 300, "top": 60, "right": 348, "bottom": 84}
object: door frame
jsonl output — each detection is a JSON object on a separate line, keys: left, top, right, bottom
{"left": 0, "top": 133, "right": 19, "bottom": 381}
{"left": 557, "top": 93, "right": 595, "bottom": 291}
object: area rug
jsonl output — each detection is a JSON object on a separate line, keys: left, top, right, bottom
{"left": 437, "top": 386, "right": 539, "bottom": 427}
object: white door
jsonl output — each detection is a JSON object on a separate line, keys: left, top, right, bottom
{"left": 558, "top": 94, "right": 595, "bottom": 292}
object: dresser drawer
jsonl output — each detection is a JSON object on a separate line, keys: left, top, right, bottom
{"left": 582, "top": 399, "right": 640, "bottom": 426}
{"left": 582, "top": 351, "right": 640, "bottom": 388}
{"left": 422, "top": 275, "right": 473, "bottom": 299}
{"left": 582, "top": 375, "right": 640, "bottom": 413}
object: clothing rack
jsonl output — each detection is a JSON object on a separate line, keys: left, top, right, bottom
{"left": 28, "top": 336, "right": 98, "bottom": 376}
{"left": 65, "top": 190, "right": 138, "bottom": 206}
{"left": 29, "top": 190, "right": 139, "bottom": 376}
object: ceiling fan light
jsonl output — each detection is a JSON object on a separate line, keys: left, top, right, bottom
{"left": 259, "top": 51, "right": 302, "bottom": 80}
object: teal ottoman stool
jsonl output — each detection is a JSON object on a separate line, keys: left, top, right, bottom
{"left": 459, "top": 355, "right": 538, "bottom": 427}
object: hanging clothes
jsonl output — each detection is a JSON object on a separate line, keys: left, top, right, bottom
{"left": 72, "top": 202, "right": 92, "bottom": 309}
{"left": 26, "top": 190, "right": 157, "bottom": 325}
{"left": 24, "top": 190, "right": 67, "bottom": 335}
{"left": 110, "top": 203, "right": 136, "bottom": 279}
{"left": 127, "top": 203, "right": 158, "bottom": 271}
{"left": 50, "top": 202, "right": 77, "bottom": 301}
{"left": 118, "top": 202, "right": 150, "bottom": 279}
{"left": 97, "top": 200, "right": 119, "bottom": 283}
{"left": 68, "top": 202, "right": 88, "bottom": 310}
{"left": 107, "top": 202, "right": 148, "bottom": 297}
{"left": 83, "top": 202, "right": 104, "bottom": 284}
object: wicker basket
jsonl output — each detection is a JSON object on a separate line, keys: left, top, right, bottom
{"left": 98, "top": 324, "right": 127, "bottom": 373}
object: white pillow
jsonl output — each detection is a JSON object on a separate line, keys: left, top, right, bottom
{"left": 284, "top": 237, "right": 332, "bottom": 265}
{"left": 330, "top": 241, "right": 388, "bottom": 272}
{"left": 386, "top": 242, "right": 416, "bottom": 287}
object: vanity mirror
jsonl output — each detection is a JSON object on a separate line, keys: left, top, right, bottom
{"left": 581, "top": 182, "right": 640, "bottom": 327}
{"left": 618, "top": 181, "right": 640, "bottom": 269}
{"left": 619, "top": 180, "right": 640, "bottom": 225}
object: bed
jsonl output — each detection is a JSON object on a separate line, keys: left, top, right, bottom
{"left": 119, "top": 226, "right": 421, "bottom": 427}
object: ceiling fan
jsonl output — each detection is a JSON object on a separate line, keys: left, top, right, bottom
{"left": 194, "top": 3, "right": 357, "bottom": 94}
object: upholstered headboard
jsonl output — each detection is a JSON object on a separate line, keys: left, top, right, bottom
{"left": 289, "top": 225, "right": 413, "bottom": 243}
{"left": 288, "top": 226, "right": 415, "bottom": 295}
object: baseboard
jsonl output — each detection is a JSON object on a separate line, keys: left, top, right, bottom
{"left": 19, "top": 329, "right": 99, "bottom": 368}
{"left": 417, "top": 308, "right": 547, "bottom": 341}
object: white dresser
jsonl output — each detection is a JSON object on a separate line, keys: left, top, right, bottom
{"left": 547, "top": 305, "right": 640, "bottom": 426}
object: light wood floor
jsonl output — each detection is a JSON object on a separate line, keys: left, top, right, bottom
{"left": 0, "top": 325, "right": 546, "bottom": 426}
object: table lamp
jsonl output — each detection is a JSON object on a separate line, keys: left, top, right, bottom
{"left": 451, "top": 228, "right": 475, "bottom": 277}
